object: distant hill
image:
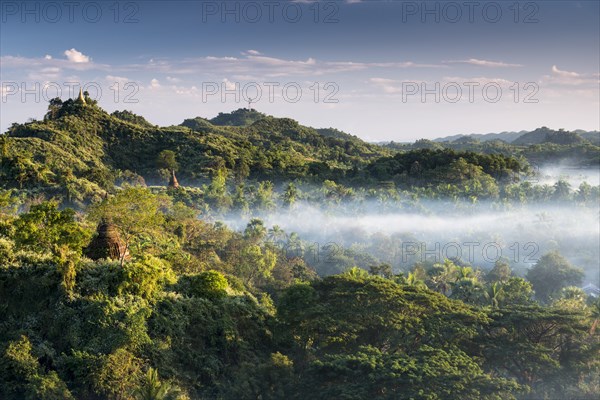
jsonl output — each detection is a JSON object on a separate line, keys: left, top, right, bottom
{"left": 579, "top": 131, "right": 600, "bottom": 145}
{"left": 512, "top": 127, "right": 586, "bottom": 145}
{"left": 209, "top": 108, "right": 266, "bottom": 126}
{"left": 316, "top": 128, "right": 359, "bottom": 141}
{"left": 434, "top": 128, "right": 598, "bottom": 146}
{"left": 180, "top": 116, "right": 215, "bottom": 133}
{"left": 110, "top": 110, "right": 155, "bottom": 128}
{"left": 433, "top": 131, "right": 527, "bottom": 143}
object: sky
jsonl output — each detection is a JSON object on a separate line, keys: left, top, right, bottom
{"left": 1, "top": 0, "right": 599, "bottom": 141}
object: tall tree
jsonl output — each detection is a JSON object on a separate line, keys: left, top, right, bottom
{"left": 89, "top": 187, "right": 170, "bottom": 265}
{"left": 527, "top": 251, "right": 584, "bottom": 303}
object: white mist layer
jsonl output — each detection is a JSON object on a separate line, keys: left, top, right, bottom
{"left": 536, "top": 165, "right": 600, "bottom": 187}
{"left": 220, "top": 202, "right": 600, "bottom": 283}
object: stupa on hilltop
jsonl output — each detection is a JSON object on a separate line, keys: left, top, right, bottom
{"left": 76, "top": 88, "right": 86, "bottom": 105}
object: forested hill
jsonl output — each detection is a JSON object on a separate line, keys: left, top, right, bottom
{"left": 0, "top": 99, "right": 389, "bottom": 194}
{"left": 433, "top": 127, "right": 599, "bottom": 145}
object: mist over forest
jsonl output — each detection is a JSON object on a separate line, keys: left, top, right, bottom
{"left": 537, "top": 165, "right": 600, "bottom": 187}
{"left": 223, "top": 200, "right": 600, "bottom": 283}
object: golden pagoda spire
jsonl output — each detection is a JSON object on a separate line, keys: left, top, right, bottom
{"left": 77, "top": 88, "right": 86, "bottom": 105}
{"left": 168, "top": 170, "right": 180, "bottom": 189}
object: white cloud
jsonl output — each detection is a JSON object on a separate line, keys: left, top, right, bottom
{"left": 368, "top": 76, "right": 520, "bottom": 99}
{"left": 173, "top": 85, "right": 199, "bottom": 96}
{"left": 542, "top": 65, "right": 599, "bottom": 87}
{"left": 0, "top": 55, "right": 105, "bottom": 73}
{"left": 27, "top": 67, "right": 61, "bottom": 80}
{"left": 369, "top": 77, "right": 402, "bottom": 94}
{"left": 445, "top": 58, "right": 523, "bottom": 68}
{"left": 106, "top": 75, "right": 131, "bottom": 84}
{"left": 223, "top": 78, "right": 237, "bottom": 91}
{"left": 551, "top": 65, "right": 580, "bottom": 78}
{"left": 441, "top": 76, "right": 515, "bottom": 87}
{"left": 128, "top": 52, "right": 443, "bottom": 78}
{"left": 2, "top": 51, "right": 443, "bottom": 82}
{"left": 64, "top": 48, "right": 90, "bottom": 63}
{"left": 150, "top": 78, "right": 160, "bottom": 88}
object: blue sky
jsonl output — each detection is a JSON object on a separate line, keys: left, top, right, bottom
{"left": 1, "top": 0, "right": 599, "bottom": 140}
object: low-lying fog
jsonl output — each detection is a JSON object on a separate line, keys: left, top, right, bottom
{"left": 535, "top": 165, "right": 600, "bottom": 187}
{"left": 221, "top": 202, "right": 600, "bottom": 284}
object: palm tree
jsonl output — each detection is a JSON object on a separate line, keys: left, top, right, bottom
{"left": 485, "top": 282, "right": 505, "bottom": 308}
{"left": 244, "top": 218, "right": 267, "bottom": 242}
{"left": 406, "top": 272, "right": 426, "bottom": 288}
{"left": 430, "top": 260, "right": 458, "bottom": 295}
{"left": 561, "top": 286, "right": 586, "bottom": 302}
{"left": 344, "top": 266, "right": 370, "bottom": 279}
{"left": 135, "top": 368, "right": 180, "bottom": 400}
{"left": 455, "top": 266, "right": 476, "bottom": 282}
{"left": 267, "top": 225, "right": 287, "bottom": 246}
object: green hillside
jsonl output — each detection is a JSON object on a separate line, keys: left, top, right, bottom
{"left": 0, "top": 98, "right": 390, "bottom": 202}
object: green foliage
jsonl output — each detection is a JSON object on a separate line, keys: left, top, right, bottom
{"left": 479, "top": 305, "right": 598, "bottom": 398}
{"left": 89, "top": 187, "right": 170, "bottom": 263}
{"left": 0, "top": 336, "right": 74, "bottom": 400}
{"left": 302, "top": 345, "right": 519, "bottom": 400}
{"left": 209, "top": 108, "right": 266, "bottom": 126}
{"left": 277, "top": 275, "right": 520, "bottom": 399}
{"left": 498, "top": 277, "right": 535, "bottom": 307}
{"left": 111, "top": 110, "right": 155, "bottom": 128}
{"left": 119, "top": 256, "right": 176, "bottom": 299}
{"left": 186, "top": 270, "right": 229, "bottom": 299}
{"left": 134, "top": 367, "right": 182, "bottom": 400}
{"left": 156, "top": 150, "right": 179, "bottom": 172}
{"left": 94, "top": 347, "right": 144, "bottom": 399}
{"left": 487, "top": 259, "right": 512, "bottom": 283}
{"left": 527, "top": 251, "right": 584, "bottom": 302}
{"left": 12, "top": 201, "right": 90, "bottom": 256}
{"left": 3, "top": 100, "right": 599, "bottom": 209}
{"left": 364, "top": 149, "right": 518, "bottom": 197}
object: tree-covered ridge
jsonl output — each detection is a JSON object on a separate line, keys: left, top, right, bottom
{"left": 433, "top": 127, "right": 599, "bottom": 146}
{"left": 1, "top": 100, "right": 391, "bottom": 199}
{"left": 0, "top": 189, "right": 598, "bottom": 399}
{"left": 208, "top": 108, "right": 267, "bottom": 126}
{"left": 383, "top": 127, "right": 600, "bottom": 167}
{"left": 363, "top": 148, "right": 524, "bottom": 184}
{"left": 512, "top": 126, "right": 587, "bottom": 145}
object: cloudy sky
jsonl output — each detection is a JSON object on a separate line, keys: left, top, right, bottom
{"left": 1, "top": 0, "right": 599, "bottom": 141}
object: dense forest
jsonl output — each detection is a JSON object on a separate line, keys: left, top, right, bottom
{"left": 1, "top": 98, "right": 599, "bottom": 399}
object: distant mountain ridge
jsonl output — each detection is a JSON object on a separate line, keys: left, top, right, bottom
{"left": 434, "top": 128, "right": 599, "bottom": 145}
{"left": 433, "top": 131, "right": 527, "bottom": 143}
{"left": 512, "top": 127, "right": 586, "bottom": 146}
